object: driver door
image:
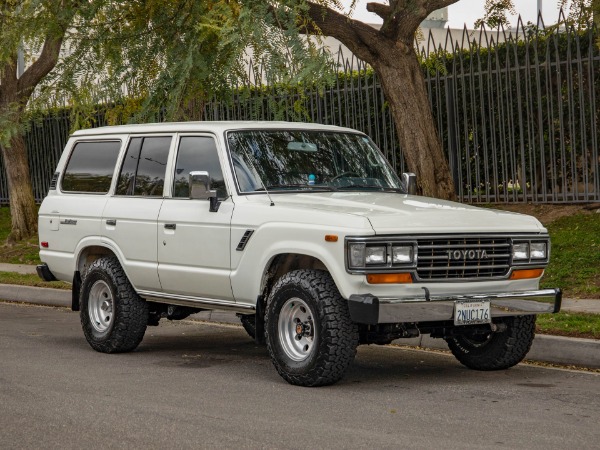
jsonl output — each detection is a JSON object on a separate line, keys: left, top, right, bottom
{"left": 157, "top": 135, "right": 234, "bottom": 300}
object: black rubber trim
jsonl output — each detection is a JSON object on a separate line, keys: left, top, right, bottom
{"left": 348, "top": 294, "right": 379, "bottom": 325}
{"left": 254, "top": 294, "right": 265, "bottom": 344}
{"left": 36, "top": 264, "right": 57, "bottom": 282}
{"left": 554, "top": 288, "right": 563, "bottom": 313}
{"left": 72, "top": 271, "right": 82, "bottom": 311}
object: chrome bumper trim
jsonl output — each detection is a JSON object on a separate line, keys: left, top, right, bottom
{"left": 348, "top": 288, "right": 562, "bottom": 325}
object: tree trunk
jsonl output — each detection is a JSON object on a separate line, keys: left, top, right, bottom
{"left": 302, "top": 2, "right": 458, "bottom": 200}
{"left": 0, "top": 133, "right": 38, "bottom": 243}
{"left": 0, "top": 22, "right": 67, "bottom": 243}
{"left": 372, "top": 50, "right": 456, "bottom": 200}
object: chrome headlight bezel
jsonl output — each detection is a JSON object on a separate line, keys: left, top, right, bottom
{"left": 346, "top": 238, "right": 417, "bottom": 272}
{"left": 511, "top": 239, "right": 550, "bottom": 265}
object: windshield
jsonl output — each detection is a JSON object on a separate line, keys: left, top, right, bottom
{"left": 227, "top": 130, "right": 403, "bottom": 193}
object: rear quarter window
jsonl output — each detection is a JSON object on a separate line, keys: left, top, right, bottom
{"left": 61, "top": 141, "right": 122, "bottom": 193}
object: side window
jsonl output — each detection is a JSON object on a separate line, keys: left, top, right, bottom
{"left": 173, "top": 136, "right": 226, "bottom": 199}
{"left": 116, "top": 136, "right": 171, "bottom": 196}
{"left": 61, "top": 141, "right": 121, "bottom": 193}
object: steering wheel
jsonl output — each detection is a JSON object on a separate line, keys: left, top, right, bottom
{"left": 331, "top": 171, "right": 360, "bottom": 181}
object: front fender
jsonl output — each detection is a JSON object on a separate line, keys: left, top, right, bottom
{"left": 230, "top": 222, "right": 369, "bottom": 305}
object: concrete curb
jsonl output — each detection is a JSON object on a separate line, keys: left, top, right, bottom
{"left": 0, "top": 283, "right": 71, "bottom": 308}
{"left": 394, "top": 334, "right": 600, "bottom": 369}
{"left": 2, "top": 283, "right": 599, "bottom": 369}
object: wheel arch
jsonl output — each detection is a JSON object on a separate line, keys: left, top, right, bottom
{"left": 72, "top": 245, "right": 120, "bottom": 312}
{"left": 76, "top": 245, "right": 119, "bottom": 275}
{"left": 257, "top": 253, "right": 329, "bottom": 310}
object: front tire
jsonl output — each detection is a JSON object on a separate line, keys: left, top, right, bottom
{"left": 445, "top": 315, "right": 536, "bottom": 370}
{"left": 265, "top": 270, "right": 359, "bottom": 386}
{"left": 80, "top": 257, "right": 148, "bottom": 353}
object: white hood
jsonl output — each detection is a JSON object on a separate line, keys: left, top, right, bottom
{"left": 264, "top": 192, "right": 545, "bottom": 235}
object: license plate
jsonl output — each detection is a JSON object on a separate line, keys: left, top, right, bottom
{"left": 454, "top": 301, "right": 491, "bottom": 326}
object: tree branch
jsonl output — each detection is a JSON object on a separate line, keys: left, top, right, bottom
{"left": 17, "top": 34, "right": 64, "bottom": 97}
{"left": 304, "top": 2, "right": 386, "bottom": 63}
{"left": 366, "top": 2, "right": 391, "bottom": 20}
{"left": 16, "top": 0, "right": 84, "bottom": 99}
{"left": 423, "top": 1, "right": 460, "bottom": 11}
{"left": 378, "top": 0, "right": 459, "bottom": 42}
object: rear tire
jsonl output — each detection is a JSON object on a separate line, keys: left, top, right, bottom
{"left": 445, "top": 315, "right": 536, "bottom": 370}
{"left": 265, "top": 270, "right": 359, "bottom": 386}
{"left": 80, "top": 257, "right": 148, "bottom": 353}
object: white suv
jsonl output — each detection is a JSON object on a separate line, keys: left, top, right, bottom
{"left": 38, "top": 121, "right": 561, "bottom": 386}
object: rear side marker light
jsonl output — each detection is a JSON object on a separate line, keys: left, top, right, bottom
{"left": 41, "top": 242, "right": 49, "bottom": 248}
{"left": 509, "top": 268, "right": 544, "bottom": 280}
{"left": 367, "top": 273, "right": 413, "bottom": 284}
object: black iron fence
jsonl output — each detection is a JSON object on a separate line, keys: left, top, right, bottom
{"left": 1, "top": 21, "right": 598, "bottom": 204}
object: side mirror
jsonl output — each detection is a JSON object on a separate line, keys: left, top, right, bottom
{"left": 189, "top": 171, "right": 220, "bottom": 212}
{"left": 402, "top": 172, "right": 417, "bottom": 195}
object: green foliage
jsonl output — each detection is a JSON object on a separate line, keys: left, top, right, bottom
{"left": 421, "top": 25, "right": 599, "bottom": 201}
{"left": 3, "top": 1, "right": 345, "bottom": 133}
{"left": 475, "top": 0, "right": 516, "bottom": 30}
{"left": 537, "top": 311, "right": 600, "bottom": 339}
{"left": 0, "top": 206, "right": 40, "bottom": 264}
{"left": 541, "top": 214, "right": 600, "bottom": 298}
{"left": 0, "top": 271, "right": 71, "bottom": 290}
{"left": 558, "top": 0, "right": 600, "bottom": 30}
{"left": 26, "top": 1, "right": 337, "bottom": 128}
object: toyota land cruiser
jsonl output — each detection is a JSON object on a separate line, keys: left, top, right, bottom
{"left": 37, "top": 121, "right": 561, "bottom": 386}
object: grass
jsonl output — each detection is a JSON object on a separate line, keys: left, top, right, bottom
{"left": 0, "top": 206, "right": 41, "bottom": 265}
{"left": 536, "top": 312, "right": 600, "bottom": 340}
{"left": 541, "top": 214, "right": 600, "bottom": 299}
{"left": 0, "top": 271, "right": 71, "bottom": 290}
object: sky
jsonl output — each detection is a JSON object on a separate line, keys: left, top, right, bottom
{"left": 341, "top": 1, "right": 571, "bottom": 29}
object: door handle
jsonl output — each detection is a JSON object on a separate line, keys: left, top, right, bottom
{"left": 106, "top": 219, "right": 117, "bottom": 226}
{"left": 164, "top": 223, "right": 176, "bottom": 230}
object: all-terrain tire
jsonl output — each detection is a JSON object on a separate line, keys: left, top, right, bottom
{"left": 238, "top": 314, "right": 256, "bottom": 340}
{"left": 80, "top": 257, "right": 148, "bottom": 353}
{"left": 445, "top": 315, "right": 536, "bottom": 371}
{"left": 265, "top": 269, "right": 359, "bottom": 387}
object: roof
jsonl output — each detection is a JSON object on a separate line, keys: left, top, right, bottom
{"left": 71, "top": 121, "right": 358, "bottom": 136}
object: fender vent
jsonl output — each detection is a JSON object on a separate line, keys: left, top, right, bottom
{"left": 49, "top": 172, "right": 59, "bottom": 190}
{"left": 236, "top": 230, "right": 255, "bottom": 251}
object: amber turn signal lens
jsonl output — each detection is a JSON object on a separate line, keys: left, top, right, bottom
{"left": 509, "top": 268, "right": 544, "bottom": 280}
{"left": 324, "top": 235, "right": 338, "bottom": 242}
{"left": 367, "top": 273, "right": 413, "bottom": 284}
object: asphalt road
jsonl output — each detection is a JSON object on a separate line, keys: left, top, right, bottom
{"left": 1, "top": 302, "right": 599, "bottom": 450}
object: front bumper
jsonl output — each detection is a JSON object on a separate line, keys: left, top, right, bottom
{"left": 348, "top": 288, "right": 562, "bottom": 325}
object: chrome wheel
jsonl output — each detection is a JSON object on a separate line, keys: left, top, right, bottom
{"left": 88, "top": 280, "right": 114, "bottom": 333}
{"left": 278, "top": 297, "right": 316, "bottom": 362}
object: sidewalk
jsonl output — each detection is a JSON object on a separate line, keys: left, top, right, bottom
{"left": 1, "top": 263, "right": 599, "bottom": 369}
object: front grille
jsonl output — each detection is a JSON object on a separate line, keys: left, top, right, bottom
{"left": 416, "top": 237, "right": 511, "bottom": 280}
